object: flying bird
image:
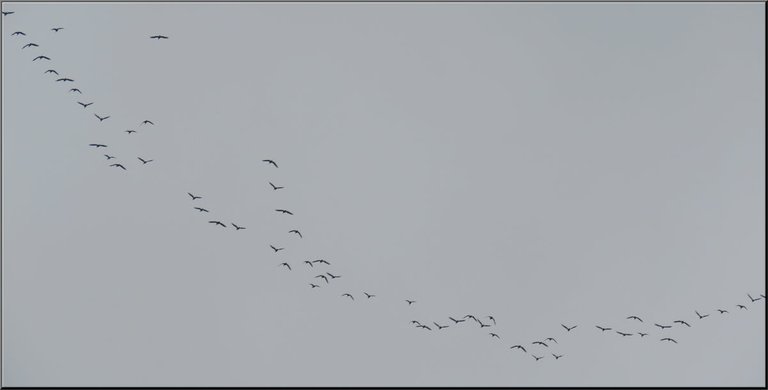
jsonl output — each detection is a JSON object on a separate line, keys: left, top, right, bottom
{"left": 737, "top": 304, "right": 748, "bottom": 310}
{"left": 275, "top": 209, "right": 293, "bottom": 215}
{"left": 208, "top": 221, "right": 226, "bottom": 228}
{"left": 70, "top": 88, "right": 82, "bottom": 93}
{"left": 716, "top": 309, "right": 728, "bottom": 314}
{"left": 654, "top": 323, "right": 672, "bottom": 330}
{"left": 288, "top": 230, "right": 302, "bottom": 238}
{"left": 464, "top": 315, "right": 479, "bottom": 323}
{"left": 269, "top": 182, "right": 284, "bottom": 190}
{"left": 510, "top": 345, "right": 527, "bottom": 353}
{"left": 2, "top": 12, "right": 16, "bottom": 16}
{"left": 32, "top": 55, "right": 50, "bottom": 61}
{"left": 326, "top": 272, "right": 341, "bottom": 279}
{"left": 11, "top": 31, "right": 25, "bottom": 36}
{"left": 270, "top": 245, "right": 284, "bottom": 253}
{"left": 660, "top": 338, "right": 678, "bottom": 344}
{"left": 479, "top": 322, "right": 491, "bottom": 328}
{"left": 137, "top": 157, "right": 154, "bottom": 164}
{"left": 364, "top": 292, "right": 376, "bottom": 299}
{"left": 51, "top": 27, "right": 64, "bottom": 32}
{"left": 416, "top": 324, "right": 432, "bottom": 331}
{"left": 638, "top": 332, "right": 648, "bottom": 337}
{"left": 150, "top": 35, "right": 169, "bottom": 39}
{"left": 341, "top": 293, "right": 354, "bottom": 301}
{"left": 595, "top": 326, "right": 612, "bottom": 332}
{"left": 188, "top": 192, "right": 202, "bottom": 200}
{"left": 449, "top": 317, "right": 466, "bottom": 324}
{"left": 433, "top": 322, "right": 448, "bottom": 330}
{"left": 552, "top": 354, "right": 563, "bottom": 360}
{"left": 561, "top": 324, "right": 577, "bottom": 332}
{"left": 22, "top": 43, "right": 39, "bottom": 49}
{"left": 44, "top": 69, "right": 58, "bottom": 74}
{"left": 309, "top": 283, "right": 320, "bottom": 288}
{"left": 532, "top": 341, "right": 548, "bottom": 348}
{"left": 312, "top": 259, "right": 330, "bottom": 265}
{"left": 315, "top": 275, "right": 329, "bottom": 283}
{"left": 303, "top": 260, "right": 313, "bottom": 267}
{"left": 627, "top": 316, "right": 643, "bottom": 322}
{"left": 487, "top": 316, "right": 496, "bottom": 326}
{"left": 489, "top": 333, "right": 500, "bottom": 339}
{"left": 263, "top": 159, "right": 278, "bottom": 168}
{"left": 94, "top": 114, "right": 110, "bottom": 122}
{"left": 674, "top": 320, "right": 691, "bottom": 327}
{"left": 125, "top": 130, "right": 136, "bottom": 134}
{"left": 109, "top": 163, "right": 126, "bottom": 170}
{"left": 748, "top": 294, "right": 762, "bottom": 303}
{"left": 545, "top": 337, "right": 557, "bottom": 344}
{"left": 56, "top": 77, "right": 74, "bottom": 82}
{"left": 193, "top": 207, "right": 209, "bottom": 212}
{"left": 78, "top": 102, "right": 93, "bottom": 108}
{"left": 140, "top": 120, "right": 154, "bottom": 125}
{"left": 532, "top": 355, "right": 544, "bottom": 361}
{"left": 89, "top": 143, "right": 107, "bottom": 148}
{"left": 279, "top": 262, "right": 291, "bottom": 270}
{"left": 104, "top": 154, "right": 115, "bottom": 160}
{"left": 405, "top": 300, "right": 416, "bottom": 306}
{"left": 695, "top": 310, "right": 710, "bottom": 319}
{"left": 232, "top": 223, "right": 246, "bottom": 230}
{"left": 616, "top": 331, "right": 633, "bottom": 337}
{"left": 410, "top": 321, "right": 422, "bottom": 326}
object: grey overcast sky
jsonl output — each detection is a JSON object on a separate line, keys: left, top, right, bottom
{"left": 1, "top": 2, "right": 765, "bottom": 387}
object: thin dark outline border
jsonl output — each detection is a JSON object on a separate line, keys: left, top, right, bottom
{"left": 0, "top": 1, "right": 765, "bottom": 389}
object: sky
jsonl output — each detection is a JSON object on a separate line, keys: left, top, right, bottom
{"left": 1, "top": 2, "right": 765, "bottom": 387}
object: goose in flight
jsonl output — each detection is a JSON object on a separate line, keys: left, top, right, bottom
{"left": 141, "top": 120, "right": 154, "bottom": 125}
{"left": 263, "top": 159, "right": 278, "bottom": 168}
{"left": 616, "top": 331, "right": 633, "bottom": 337}
{"left": 405, "top": 300, "right": 416, "bottom": 306}
{"left": 279, "top": 262, "right": 291, "bottom": 270}
{"left": 638, "top": 332, "right": 648, "bottom": 337}
{"left": 275, "top": 209, "right": 293, "bottom": 215}
{"left": 125, "top": 130, "right": 136, "bottom": 134}
{"left": 737, "top": 304, "right": 748, "bottom": 310}
{"left": 660, "top": 338, "right": 678, "bottom": 344}
{"left": 748, "top": 294, "right": 762, "bottom": 303}
{"left": 288, "top": 230, "right": 302, "bottom": 238}
{"left": 231, "top": 223, "right": 246, "bottom": 230}
{"left": 104, "top": 154, "right": 115, "bottom": 160}
{"left": 94, "top": 114, "right": 110, "bottom": 122}
{"left": 303, "top": 260, "right": 313, "bottom": 268}
{"left": 510, "top": 345, "right": 527, "bottom": 353}
{"left": 489, "top": 333, "right": 500, "bottom": 339}
{"left": 341, "top": 293, "right": 354, "bottom": 300}
{"left": 51, "top": 27, "right": 63, "bottom": 32}
{"left": 89, "top": 143, "right": 107, "bottom": 148}
{"left": 312, "top": 259, "right": 330, "bottom": 265}
{"left": 70, "top": 88, "right": 82, "bottom": 93}
{"left": 315, "top": 274, "right": 329, "bottom": 283}
{"left": 416, "top": 324, "right": 432, "bottom": 331}
{"left": 654, "top": 323, "right": 672, "bottom": 330}
{"left": 449, "top": 317, "right": 466, "bottom": 324}
{"left": 326, "top": 272, "right": 341, "bottom": 279}
{"left": 673, "top": 320, "right": 691, "bottom": 327}
{"left": 188, "top": 192, "right": 202, "bottom": 200}
{"left": 208, "top": 220, "right": 226, "bottom": 228}
{"left": 433, "top": 322, "right": 448, "bottom": 330}
{"left": 544, "top": 337, "right": 557, "bottom": 344}
{"left": 2, "top": 11, "right": 15, "bottom": 16}
{"left": 552, "top": 354, "right": 563, "bottom": 360}
{"left": 479, "top": 322, "right": 491, "bottom": 328}
{"left": 110, "top": 163, "right": 126, "bottom": 170}
{"left": 695, "top": 310, "right": 709, "bottom": 319}
{"left": 532, "top": 355, "right": 544, "bottom": 361}
{"left": 56, "top": 77, "right": 74, "bottom": 82}
{"left": 532, "top": 341, "right": 548, "bottom": 348}
{"left": 78, "top": 102, "right": 93, "bottom": 108}
{"left": 364, "top": 292, "right": 375, "bottom": 299}
{"left": 595, "top": 325, "right": 612, "bottom": 332}
{"left": 11, "top": 31, "right": 25, "bottom": 36}
{"left": 464, "top": 314, "right": 479, "bottom": 323}
{"left": 150, "top": 35, "right": 169, "bottom": 39}
{"left": 627, "top": 315, "right": 643, "bottom": 322}
{"left": 45, "top": 69, "right": 58, "bottom": 74}
{"left": 32, "top": 55, "right": 50, "bottom": 61}
{"left": 716, "top": 309, "right": 728, "bottom": 314}
{"left": 486, "top": 316, "right": 496, "bottom": 326}
{"left": 561, "top": 324, "right": 577, "bottom": 332}
{"left": 269, "top": 182, "right": 284, "bottom": 190}
{"left": 22, "top": 43, "right": 39, "bottom": 49}
{"left": 137, "top": 157, "right": 154, "bottom": 164}
{"left": 193, "top": 207, "right": 209, "bottom": 212}
{"left": 309, "top": 283, "right": 320, "bottom": 288}
{"left": 270, "top": 245, "right": 284, "bottom": 253}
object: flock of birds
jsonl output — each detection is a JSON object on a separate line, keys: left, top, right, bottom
{"left": 3, "top": 8, "right": 766, "bottom": 366}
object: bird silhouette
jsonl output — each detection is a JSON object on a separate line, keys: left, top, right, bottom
{"left": 479, "top": 322, "right": 491, "bottom": 328}
{"left": 326, "top": 272, "right": 341, "bottom": 279}
{"left": 22, "top": 43, "right": 39, "bottom": 49}
{"left": 737, "top": 304, "right": 748, "bottom": 310}
{"left": 69, "top": 88, "right": 82, "bottom": 93}
{"left": 279, "top": 262, "right": 291, "bottom": 270}
{"left": 104, "top": 154, "right": 115, "bottom": 160}
{"left": 312, "top": 259, "right": 330, "bottom": 265}
{"left": 674, "top": 320, "right": 691, "bottom": 327}
{"left": 193, "top": 207, "right": 209, "bottom": 212}
{"left": 695, "top": 310, "right": 710, "bottom": 319}
{"left": 263, "top": 159, "right": 278, "bottom": 168}
{"left": 510, "top": 345, "right": 527, "bottom": 353}
{"left": 561, "top": 324, "right": 577, "bottom": 332}
{"left": 416, "top": 324, "right": 432, "bottom": 331}
{"left": 51, "top": 27, "right": 63, "bottom": 32}
{"left": 654, "top": 323, "right": 672, "bottom": 330}
{"left": 552, "top": 354, "right": 563, "bottom": 360}
{"left": 545, "top": 337, "right": 558, "bottom": 344}
{"left": 150, "top": 35, "right": 169, "bottom": 39}
{"left": 532, "top": 341, "right": 548, "bottom": 347}
{"left": 89, "top": 143, "right": 107, "bottom": 148}
{"left": 110, "top": 163, "right": 126, "bottom": 170}
{"left": 94, "top": 114, "right": 110, "bottom": 122}
{"left": 188, "top": 193, "right": 202, "bottom": 200}
{"left": 303, "top": 260, "right": 313, "bottom": 268}
{"left": 288, "top": 230, "right": 302, "bottom": 238}
{"left": 141, "top": 120, "right": 154, "bottom": 125}
{"left": 44, "top": 69, "right": 58, "bottom": 74}
{"left": 660, "top": 338, "right": 678, "bottom": 344}
{"left": 532, "top": 355, "right": 544, "bottom": 361}
{"left": 433, "top": 322, "right": 448, "bottom": 330}
{"left": 364, "top": 292, "right": 376, "bottom": 299}
{"left": 125, "top": 130, "right": 136, "bottom": 134}
{"left": 616, "top": 331, "right": 633, "bottom": 337}
{"left": 449, "top": 317, "right": 466, "bottom": 324}
{"left": 638, "top": 332, "right": 648, "bottom": 337}
{"left": 489, "top": 333, "right": 500, "bottom": 339}
{"left": 270, "top": 245, "right": 284, "bottom": 252}
{"left": 232, "top": 223, "right": 246, "bottom": 230}
{"left": 269, "top": 182, "right": 284, "bottom": 190}
{"left": 748, "top": 294, "right": 762, "bottom": 303}
{"left": 627, "top": 316, "right": 643, "bottom": 322}
{"left": 32, "top": 55, "right": 50, "bottom": 61}
{"left": 11, "top": 31, "right": 25, "bottom": 36}
{"left": 208, "top": 221, "right": 226, "bottom": 228}
{"left": 315, "top": 275, "right": 329, "bottom": 283}
{"left": 410, "top": 321, "right": 422, "bottom": 326}
{"left": 2, "top": 11, "right": 15, "bottom": 16}
{"left": 487, "top": 316, "right": 496, "bottom": 325}
{"left": 341, "top": 293, "right": 354, "bottom": 300}
{"left": 275, "top": 209, "right": 293, "bottom": 215}
{"left": 309, "top": 283, "right": 320, "bottom": 288}
{"left": 405, "top": 300, "right": 416, "bottom": 306}
{"left": 137, "top": 157, "right": 154, "bottom": 164}
{"left": 596, "top": 326, "right": 612, "bottom": 332}
{"left": 56, "top": 78, "right": 74, "bottom": 82}
{"left": 464, "top": 314, "right": 479, "bottom": 322}
{"left": 716, "top": 309, "right": 728, "bottom": 314}
{"left": 78, "top": 102, "right": 93, "bottom": 108}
